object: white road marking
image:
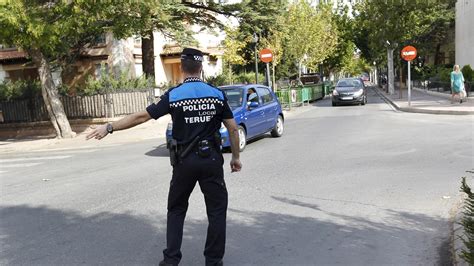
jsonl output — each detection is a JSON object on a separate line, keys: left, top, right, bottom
{"left": 0, "top": 163, "right": 41, "bottom": 168}
{"left": 0, "top": 155, "right": 72, "bottom": 163}
{"left": 33, "top": 144, "right": 119, "bottom": 152}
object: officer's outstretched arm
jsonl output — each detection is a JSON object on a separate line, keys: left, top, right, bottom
{"left": 223, "top": 118, "right": 242, "bottom": 172}
{"left": 86, "top": 111, "right": 152, "bottom": 140}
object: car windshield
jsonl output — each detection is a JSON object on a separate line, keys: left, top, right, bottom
{"left": 337, "top": 79, "right": 361, "bottom": 87}
{"left": 222, "top": 87, "right": 244, "bottom": 108}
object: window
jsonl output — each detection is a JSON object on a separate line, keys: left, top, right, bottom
{"left": 247, "top": 88, "right": 259, "bottom": 103}
{"left": 257, "top": 87, "right": 274, "bottom": 104}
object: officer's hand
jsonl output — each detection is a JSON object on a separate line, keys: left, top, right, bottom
{"left": 86, "top": 124, "right": 108, "bottom": 140}
{"left": 230, "top": 158, "right": 242, "bottom": 172}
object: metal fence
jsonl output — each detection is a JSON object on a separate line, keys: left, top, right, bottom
{"left": 413, "top": 80, "right": 473, "bottom": 96}
{"left": 0, "top": 90, "right": 154, "bottom": 123}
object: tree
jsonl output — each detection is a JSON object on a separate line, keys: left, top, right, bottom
{"left": 222, "top": 27, "right": 248, "bottom": 84}
{"left": 229, "top": 0, "right": 289, "bottom": 74}
{"left": 283, "top": 1, "right": 338, "bottom": 78}
{"left": 0, "top": 1, "right": 117, "bottom": 138}
{"left": 324, "top": 3, "right": 358, "bottom": 78}
{"left": 353, "top": 0, "right": 456, "bottom": 93}
{"left": 134, "top": 1, "right": 241, "bottom": 81}
{"left": 0, "top": 1, "right": 239, "bottom": 138}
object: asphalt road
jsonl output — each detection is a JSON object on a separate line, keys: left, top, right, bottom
{"left": 1, "top": 88, "right": 473, "bottom": 265}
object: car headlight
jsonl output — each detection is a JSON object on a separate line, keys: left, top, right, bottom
{"left": 167, "top": 121, "right": 173, "bottom": 131}
{"left": 353, "top": 89, "right": 364, "bottom": 97}
{"left": 332, "top": 90, "right": 339, "bottom": 96}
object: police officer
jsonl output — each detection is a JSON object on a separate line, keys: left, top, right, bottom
{"left": 86, "top": 48, "right": 242, "bottom": 266}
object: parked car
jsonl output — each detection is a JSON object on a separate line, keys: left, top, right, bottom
{"left": 332, "top": 78, "right": 367, "bottom": 106}
{"left": 166, "top": 84, "right": 284, "bottom": 151}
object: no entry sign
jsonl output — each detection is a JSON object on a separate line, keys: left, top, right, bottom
{"left": 260, "top": 48, "right": 273, "bottom": 63}
{"left": 401, "top": 46, "right": 417, "bottom": 61}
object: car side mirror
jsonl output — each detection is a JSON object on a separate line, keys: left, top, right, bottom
{"left": 247, "top": 101, "right": 259, "bottom": 109}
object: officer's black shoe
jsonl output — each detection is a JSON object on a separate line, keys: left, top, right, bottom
{"left": 206, "top": 261, "right": 223, "bottom": 266}
{"left": 158, "top": 260, "right": 175, "bottom": 266}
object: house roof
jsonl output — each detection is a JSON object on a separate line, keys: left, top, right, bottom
{"left": 0, "top": 49, "right": 28, "bottom": 62}
{"left": 160, "top": 44, "right": 216, "bottom": 57}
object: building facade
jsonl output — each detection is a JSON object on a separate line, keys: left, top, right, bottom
{"left": 455, "top": 0, "right": 474, "bottom": 68}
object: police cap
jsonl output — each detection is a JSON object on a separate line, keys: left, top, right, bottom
{"left": 181, "top": 48, "right": 203, "bottom": 62}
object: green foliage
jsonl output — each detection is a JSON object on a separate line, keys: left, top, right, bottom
{"left": 284, "top": 1, "right": 338, "bottom": 70}
{"left": 0, "top": 79, "right": 42, "bottom": 101}
{"left": 234, "top": 72, "right": 265, "bottom": 85}
{"left": 81, "top": 72, "right": 153, "bottom": 96}
{"left": 460, "top": 175, "right": 474, "bottom": 265}
{"left": 462, "top": 65, "right": 474, "bottom": 82}
{"left": 205, "top": 72, "right": 265, "bottom": 87}
{"left": 353, "top": 0, "right": 455, "bottom": 65}
{"left": 205, "top": 73, "right": 230, "bottom": 87}
{"left": 437, "top": 67, "right": 452, "bottom": 83}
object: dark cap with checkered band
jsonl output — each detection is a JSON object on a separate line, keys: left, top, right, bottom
{"left": 181, "top": 48, "right": 203, "bottom": 62}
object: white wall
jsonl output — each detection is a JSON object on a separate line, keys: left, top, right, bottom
{"left": 456, "top": 0, "right": 474, "bottom": 68}
{"left": 0, "top": 65, "right": 8, "bottom": 82}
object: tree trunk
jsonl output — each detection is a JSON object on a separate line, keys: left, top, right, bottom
{"left": 434, "top": 43, "right": 441, "bottom": 65}
{"left": 28, "top": 48, "right": 75, "bottom": 138}
{"left": 141, "top": 30, "right": 155, "bottom": 81}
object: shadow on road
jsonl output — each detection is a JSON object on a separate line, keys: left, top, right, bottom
{"left": 145, "top": 144, "right": 169, "bottom": 157}
{"left": 0, "top": 203, "right": 451, "bottom": 265}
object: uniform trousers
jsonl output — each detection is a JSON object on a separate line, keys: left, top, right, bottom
{"left": 163, "top": 148, "right": 228, "bottom": 266}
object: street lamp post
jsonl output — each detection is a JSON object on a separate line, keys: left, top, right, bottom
{"left": 252, "top": 33, "right": 259, "bottom": 84}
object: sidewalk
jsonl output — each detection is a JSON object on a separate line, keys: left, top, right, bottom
{"left": 0, "top": 107, "right": 309, "bottom": 154}
{"left": 375, "top": 86, "right": 474, "bottom": 115}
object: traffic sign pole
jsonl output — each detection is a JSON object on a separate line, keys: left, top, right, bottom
{"left": 400, "top": 45, "right": 417, "bottom": 107}
{"left": 408, "top": 61, "right": 411, "bottom": 107}
{"left": 259, "top": 48, "right": 273, "bottom": 89}
{"left": 265, "top": 62, "right": 271, "bottom": 89}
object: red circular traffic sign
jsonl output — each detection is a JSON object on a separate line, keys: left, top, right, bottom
{"left": 260, "top": 48, "right": 273, "bottom": 63}
{"left": 401, "top": 46, "right": 417, "bottom": 61}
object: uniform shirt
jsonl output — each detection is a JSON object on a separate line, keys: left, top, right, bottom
{"left": 146, "top": 77, "right": 234, "bottom": 145}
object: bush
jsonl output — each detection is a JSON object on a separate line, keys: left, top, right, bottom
{"left": 81, "top": 70, "right": 153, "bottom": 96}
{"left": 205, "top": 72, "right": 266, "bottom": 87}
{"left": 234, "top": 72, "right": 266, "bottom": 85}
{"left": 436, "top": 67, "right": 452, "bottom": 83}
{"left": 0, "top": 79, "right": 42, "bottom": 101}
{"left": 460, "top": 175, "right": 474, "bottom": 264}
{"left": 205, "top": 73, "right": 230, "bottom": 86}
{"left": 462, "top": 65, "right": 473, "bottom": 82}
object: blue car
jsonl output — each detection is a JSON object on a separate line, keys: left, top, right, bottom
{"left": 166, "top": 84, "right": 284, "bottom": 151}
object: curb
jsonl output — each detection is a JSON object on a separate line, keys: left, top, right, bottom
{"left": 373, "top": 87, "right": 474, "bottom": 115}
{"left": 372, "top": 87, "right": 401, "bottom": 112}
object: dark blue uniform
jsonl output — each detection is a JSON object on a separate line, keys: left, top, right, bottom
{"left": 147, "top": 77, "right": 234, "bottom": 266}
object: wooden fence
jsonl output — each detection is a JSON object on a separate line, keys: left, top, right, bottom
{"left": 0, "top": 90, "right": 154, "bottom": 123}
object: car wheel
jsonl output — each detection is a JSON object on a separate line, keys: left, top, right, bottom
{"left": 361, "top": 96, "right": 367, "bottom": 105}
{"left": 238, "top": 125, "right": 246, "bottom": 151}
{"left": 271, "top": 115, "right": 284, "bottom": 137}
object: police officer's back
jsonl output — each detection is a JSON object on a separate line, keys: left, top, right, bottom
{"left": 87, "top": 48, "right": 242, "bottom": 266}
